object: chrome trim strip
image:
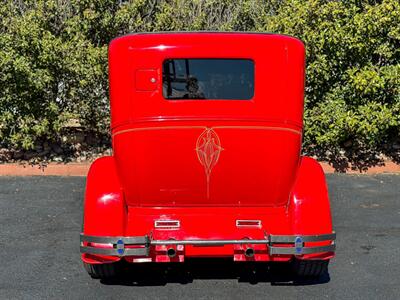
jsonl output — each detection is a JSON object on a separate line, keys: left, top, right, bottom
{"left": 80, "top": 246, "right": 149, "bottom": 256}
{"left": 80, "top": 234, "right": 149, "bottom": 245}
{"left": 269, "top": 232, "right": 336, "bottom": 243}
{"left": 269, "top": 243, "right": 336, "bottom": 255}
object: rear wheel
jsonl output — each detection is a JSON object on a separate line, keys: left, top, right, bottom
{"left": 292, "top": 259, "right": 329, "bottom": 277}
{"left": 83, "top": 262, "right": 120, "bottom": 279}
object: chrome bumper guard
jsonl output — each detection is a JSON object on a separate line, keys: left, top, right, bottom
{"left": 269, "top": 233, "right": 336, "bottom": 255}
{"left": 80, "top": 235, "right": 150, "bottom": 256}
{"left": 80, "top": 232, "right": 335, "bottom": 256}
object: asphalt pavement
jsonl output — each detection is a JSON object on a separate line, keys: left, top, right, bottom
{"left": 0, "top": 175, "right": 399, "bottom": 299}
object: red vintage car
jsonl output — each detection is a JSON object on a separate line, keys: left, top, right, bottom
{"left": 80, "top": 32, "right": 336, "bottom": 279}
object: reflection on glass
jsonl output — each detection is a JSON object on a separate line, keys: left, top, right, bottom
{"left": 162, "top": 59, "right": 254, "bottom": 100}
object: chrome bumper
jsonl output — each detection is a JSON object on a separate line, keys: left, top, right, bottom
{"left": 269, "top": 233, "right": 336, "bottom": 255}
{"left": 80, "top": 232, "right": 335, "bottom": 256}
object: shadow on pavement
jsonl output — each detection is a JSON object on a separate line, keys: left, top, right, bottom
{"left": 99, "top": 259, "right": 330, "bottom": 287}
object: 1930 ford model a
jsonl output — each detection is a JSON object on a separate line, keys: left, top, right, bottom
{"left": 80, "top": 32, "right": 336, "bottom": 279}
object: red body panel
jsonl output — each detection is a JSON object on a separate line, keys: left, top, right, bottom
{"left": 82, "top": 156, "right": 125, "bottom": 264}
{"left": 109, "top": 33, "right": 305, "bottom": 128}
{"left": 81, "top": 33, "right": 335, "bottom": 264}
{"left": 113, "top": 123, "right": 301, "bottom": 207}
{"left": 109, "top": 33, "right": 305, "bottom": 207}
{"left": 288, "top": 157, "right": 334, "bottom": 260}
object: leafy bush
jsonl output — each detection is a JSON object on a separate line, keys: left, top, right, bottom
{"left": 0, "top": 1, "right": 109, "bottom": 151}
{"left": 0, "top": 0, "right": 399, "bottom": 165}
{"left": 264, "top": 0, "right": 400, "bottom": 160}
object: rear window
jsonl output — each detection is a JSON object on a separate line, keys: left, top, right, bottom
{"left": 162, "top": 59, "right": 254, "bottom": 100}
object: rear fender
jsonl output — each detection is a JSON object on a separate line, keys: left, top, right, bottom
{"left": 82, "top": 156, "right": 126, "bottom": 263}
{"left": 288, "top": 156, "right": 334, "bottom": 260}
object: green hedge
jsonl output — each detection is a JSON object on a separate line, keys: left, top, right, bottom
{"left": 1, "top": 0, "right": 399, "bottom": 162}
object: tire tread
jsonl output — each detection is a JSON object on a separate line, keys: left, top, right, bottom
{"left": 293, "top": 259, "right": 329, "bottom": 277}
{"left": 84, "top": 262, "right": 119, "bottom": 279}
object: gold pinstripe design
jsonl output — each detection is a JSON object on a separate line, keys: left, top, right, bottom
{"left": 112, "top": 125, "right": 302, "bottom": 137}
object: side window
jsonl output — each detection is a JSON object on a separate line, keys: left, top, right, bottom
{"left": 162, "top": 59, "right": 254, "bottom": 100}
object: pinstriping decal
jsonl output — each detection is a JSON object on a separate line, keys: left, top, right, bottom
{"left": 112, "top": 125, "right": 302, "bottom": 137}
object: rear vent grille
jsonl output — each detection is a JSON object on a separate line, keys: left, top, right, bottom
{"left": 154, "top": 220, "right": 180, "bottom": 229}
{"left": 236, "top": 220, "right": 262, "bottom": 228}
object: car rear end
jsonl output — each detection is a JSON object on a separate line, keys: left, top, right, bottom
{"left": 80, "top": 33, "right": 335, "bottom": 278}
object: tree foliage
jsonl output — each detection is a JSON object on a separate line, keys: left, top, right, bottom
{"left": 0, "top": 0, "right": 399, "bottom": 163}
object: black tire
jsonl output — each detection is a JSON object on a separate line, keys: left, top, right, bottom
{"left": 83, "top": 262, "right": 120, "bottom": 279}
{"left": 292, "top": 259, "right": 329, "bottom": 277}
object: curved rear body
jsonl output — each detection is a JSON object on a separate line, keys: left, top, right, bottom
{"left": 109, "top": 33, "right": 305, "bottom": 208}
{"left": 81, "top": 33, "right": 336, "bottom": 268}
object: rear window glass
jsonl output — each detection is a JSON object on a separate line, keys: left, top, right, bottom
{"left": 162, "top": 59, "right": 254, "bottom": 100}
